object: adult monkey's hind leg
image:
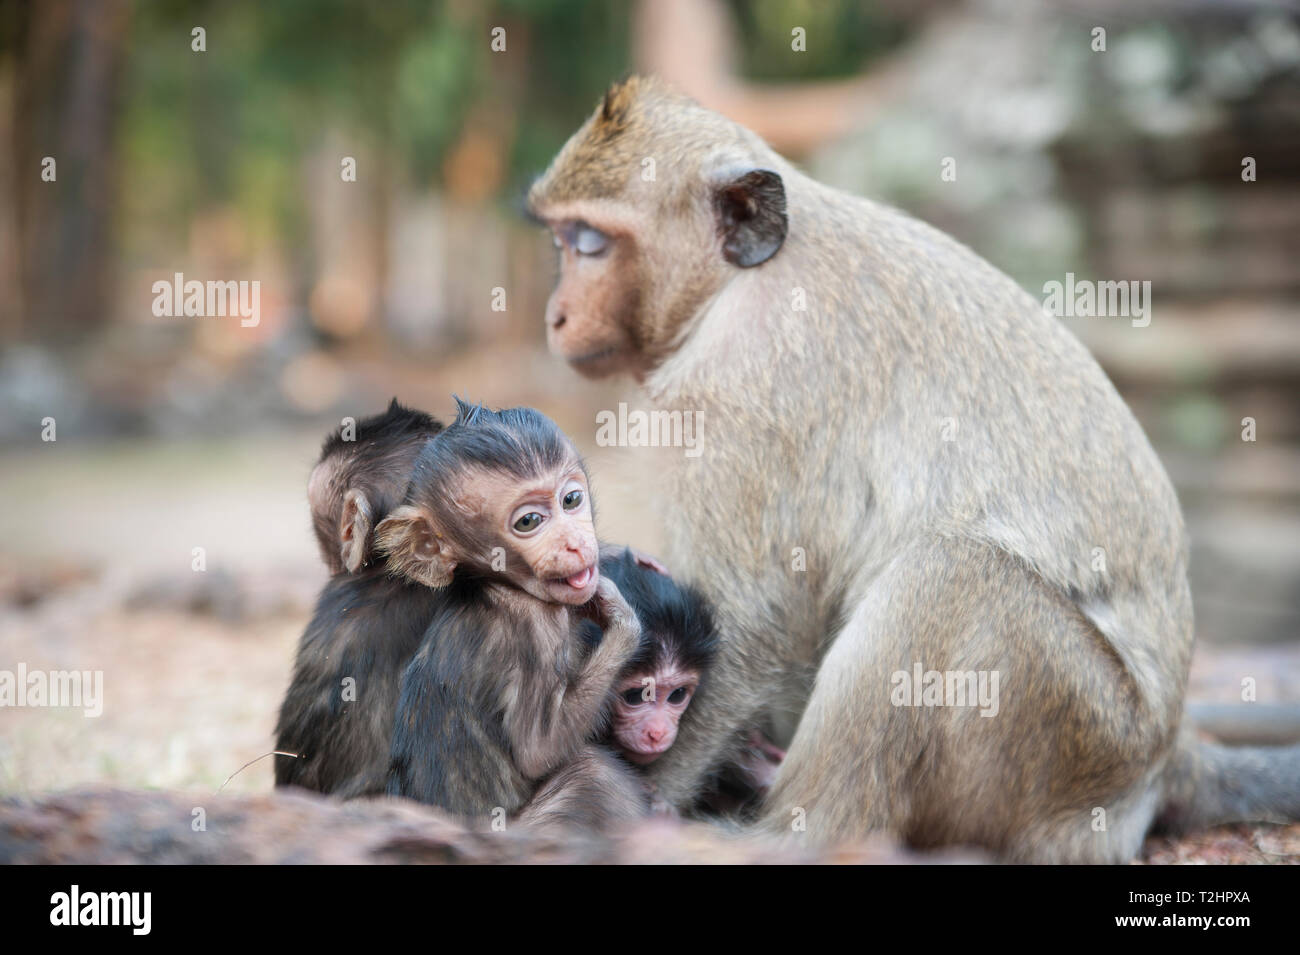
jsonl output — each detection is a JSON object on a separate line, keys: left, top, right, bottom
{"left": 761, "top": 536, "right": 1177, "bottom": 863}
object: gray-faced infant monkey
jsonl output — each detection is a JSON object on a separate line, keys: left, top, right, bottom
{"left": 378, "top": 400, "right": 647, "bottom": 830}
{"left": 274, "top": 400, "right": 446, "bottom": 796}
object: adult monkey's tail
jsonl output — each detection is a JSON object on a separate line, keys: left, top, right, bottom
{"left": 1156, "top": 725, "right": 1300, "bottom": 832}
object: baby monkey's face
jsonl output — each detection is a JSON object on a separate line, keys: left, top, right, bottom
{"left": 611, "top": 658, "right": 699, "bottom": 764}
{"left": 492, "top": 465, "right": 600, "bottom": 606}
{"left": 374, "top": 405, "right": 605, "bottom": 603}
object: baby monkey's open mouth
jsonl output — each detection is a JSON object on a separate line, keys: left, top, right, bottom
{"left": 564, "top": 566, "right": 594, "bottom": 590}
{"left": 547, "top": 563, "right": 599, "bottom": 606}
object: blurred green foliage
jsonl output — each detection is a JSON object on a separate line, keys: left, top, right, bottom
{"left": 113, "top": 0, "right": 903, "bottom": 258}
{"left": 118, "top": 0, "right": 632, "bottom": 254}
{"left": 503, "top": 0, "right": 634, "bottom": 189}
{"left": 726, "top": 0, "right": 909, "bottom": 80}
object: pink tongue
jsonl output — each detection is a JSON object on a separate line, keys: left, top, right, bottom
{"left": 566, "top": 567, "right": 592, "bottom": 589}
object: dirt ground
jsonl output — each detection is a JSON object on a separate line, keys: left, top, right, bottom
{"left": 1, "top": 426, "right": 1297, "bottom": 863}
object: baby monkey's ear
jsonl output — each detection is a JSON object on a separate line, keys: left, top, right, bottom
{"left": 339, "top": 489, "right": 374, "bottom": 573}
{"left": 375, "top": 505, "right": 456, "bottom": 587}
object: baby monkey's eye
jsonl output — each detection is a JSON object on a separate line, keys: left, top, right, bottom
{"left": 513, "top": 512, "right": 544, "bottom": 533}
{"left": 562, "top": 489, "right": 584, "bottom": 511}
{"left": 621, "top": 688, "right": 645, "bottom": 706}
{"left": 667, "top": 687, "right": 689, "bottom": 704}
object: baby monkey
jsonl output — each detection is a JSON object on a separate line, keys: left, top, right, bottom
{"left": 274, "top": 399, "right": 445, "bottom": 796}
{"left": 280, "top": 397, "right": 684, "bottom": 813}
{"left": 599, "top": 548, "right": 716, "bottom": 766}
{"left": 600, "top": 550, "right": 785, "bottom": 814}
{"left": 307, "top": 398, "right": 444, "bottom": 575}
{"left": 283, "top": 397, "right": 774, "bottom": 822}
{"left": 378, "top": 400, "right": 647, "bottom": 829}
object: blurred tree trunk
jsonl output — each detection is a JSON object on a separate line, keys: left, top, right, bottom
{"left": 632, "top": 0, "right": 898, "bottom": 158}
{"left": 12, "top": 0, "right": 129, "bottom": 341}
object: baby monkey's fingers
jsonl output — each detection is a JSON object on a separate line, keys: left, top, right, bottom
{"left": 588, "top": 575, "right": 640, "bottom": 637}
{"left": 627, "top": 547, "right": 669, "bottom": 577}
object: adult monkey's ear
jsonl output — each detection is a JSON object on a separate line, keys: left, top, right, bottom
{"left": 714, "top": 168, "right": 787, "bottom": 268}
{"left": 375, "top": 505, "right": 456, "bottom": 588}
{"left": 339, "top": 488, "right": 374, "bottom": 573}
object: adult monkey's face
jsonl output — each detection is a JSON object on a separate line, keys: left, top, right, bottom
{"left": 527, "top": 76, "right": 788, "bottom": 381}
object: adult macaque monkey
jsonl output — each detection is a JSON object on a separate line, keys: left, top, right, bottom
{"left": 528, "top": 77, "right": 1300, "bottom": 861}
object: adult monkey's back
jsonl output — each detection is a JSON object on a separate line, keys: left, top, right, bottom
{"left": 527, "top": 77, "right": 1300, "bottom": 862}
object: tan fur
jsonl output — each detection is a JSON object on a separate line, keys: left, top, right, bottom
{"left": 530, "top": 77, "right": 770, "bottom": 375}
{"left": 339, "top": 489, "right": 373, "bottom": 573}
{"left": 528, "top": 76, "right": 1300, "bottom": 862}
{"left": 375, "top": 504, "right": 455, "bottom": 588}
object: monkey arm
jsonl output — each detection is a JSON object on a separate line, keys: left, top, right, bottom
{"left": 509, "top": 581, "right": 642, "bottom": 779}
{"left": 387, "top": 636, "right": 460, "bottom": 807}
{"left": 276, "top": 575, "right": 416, "bottom": 796}
{"left": 388, "top": 609, "right": 530, "bottom": 814}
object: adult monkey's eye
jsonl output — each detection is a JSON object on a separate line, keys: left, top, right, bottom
{"left": 513, "top": 512, "right": 544, "bottom": 533}
{"left": 574, "top": 225, "right": 608, "bottom": 256}
{"left": 562, "top": 489, "right": 584, "bottom": 510}
{"left": 621, "top": 688, "right": 645, "bottom": 705}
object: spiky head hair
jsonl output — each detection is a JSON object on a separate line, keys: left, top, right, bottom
{"left": 412, "top": 397, "right": 581, "bottom": 484}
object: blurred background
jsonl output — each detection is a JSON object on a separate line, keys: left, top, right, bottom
{"left": 1, "top": 0, "right": 1297, "bottom": 801}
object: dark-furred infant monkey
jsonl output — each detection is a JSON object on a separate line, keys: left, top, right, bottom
{"left": 600, "top": 549, "right": 784, "bottom": 813}
{"left": 274, "top": 400, "right": 445, "bottom": 796}
{"left": 378, "top": 400, "right": 647, "bottom": 829}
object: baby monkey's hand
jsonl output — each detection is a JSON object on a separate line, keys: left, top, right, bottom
{"left": 581, "top": 575, "right": 641, "bottom": 648}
